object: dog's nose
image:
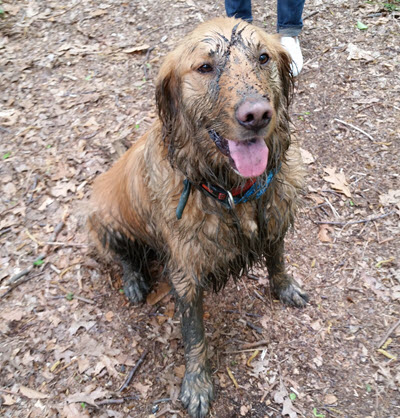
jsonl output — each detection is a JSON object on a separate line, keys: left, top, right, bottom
{"left": 236, "top": 99, "right": 273, "bottom": 131}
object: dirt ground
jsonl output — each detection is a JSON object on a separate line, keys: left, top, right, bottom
{"left": 1, "top": 0, "right": 399, "bottom": 417}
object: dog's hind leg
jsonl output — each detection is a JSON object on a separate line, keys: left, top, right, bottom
{"left": 265, "top": 238, "right": 309, "bottom": 308}
{"left": 118, "top": 240, "right": 156, "bottom": 305}
{"left": 120, "top": 257, "right": 151, "bottom": 305}
{"left": 173, "top": 275, "right": 214, "bottom": 418}
{"left": 89, "top": 216, "right": 153, "bottom": 305}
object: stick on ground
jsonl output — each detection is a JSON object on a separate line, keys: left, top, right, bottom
{"left": 314, "top": 211, "right": 394, "bottom": 226}
{"left": 118, "top": 349, "right": 149, "bottom": 392}
{"left": 377, "top": 318, "right": 400, "bottom": 349}
{"left": 334, "top": 118, "right": 375, "bottom": 142}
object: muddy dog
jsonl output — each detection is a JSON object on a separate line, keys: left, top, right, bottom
{"left": 88, "top": 17, "right": 308, "bottom": 418}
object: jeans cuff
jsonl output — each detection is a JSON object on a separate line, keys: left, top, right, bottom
{"left": 277, "top": 25, "right": 303, "bottom": 37}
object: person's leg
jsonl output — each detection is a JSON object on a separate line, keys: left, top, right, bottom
{"left": 277, "top": 0, "right": 306, "bottom": 36}
{"left": 225, "top": 0, "right": 252, "bottom": 22}
{"left": 278, "top": 0, "right": 306, "bottom": 76}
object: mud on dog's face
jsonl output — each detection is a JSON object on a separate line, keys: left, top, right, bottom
{"left": 156, "top": 18, "right": 293, "bottom": 179}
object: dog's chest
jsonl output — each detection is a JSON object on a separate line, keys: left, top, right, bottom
{"left": 170, "top": 200, "right": 261, "bottom": 275}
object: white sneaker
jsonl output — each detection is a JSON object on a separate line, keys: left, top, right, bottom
{"left": 281, "top": 36, "right": 303, "bottom": 77}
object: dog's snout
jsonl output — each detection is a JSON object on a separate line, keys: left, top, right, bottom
{"left": 236, "top": 99, "right": 273, "bottom": 131}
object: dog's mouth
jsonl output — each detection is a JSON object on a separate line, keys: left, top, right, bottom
{"left": 208, "top": 130, "right": 269, "bottom": 178}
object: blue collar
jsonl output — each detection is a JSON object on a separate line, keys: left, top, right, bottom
{"left": 176, "top": 167, "right": 279, "bottom": 219}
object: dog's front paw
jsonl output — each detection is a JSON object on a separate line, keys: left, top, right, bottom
{"left": 123, "top": 271, "right": 149, "bottom": 305}
{"left": 271, "top": 274, "right": 309, "bottom": 308}
{"left": 180, "top": 369, "right": 214, "bottom": 418}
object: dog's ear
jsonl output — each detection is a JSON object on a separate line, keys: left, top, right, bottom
{"left": 277, "top": 48, "right": 294, "bottom": 108}
{"left": 155, "top": 58, "right": 182, "bottom": 136}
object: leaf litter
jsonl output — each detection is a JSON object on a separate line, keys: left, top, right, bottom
{"left": 1, "top": 0, "right": 399, "bottom": 417}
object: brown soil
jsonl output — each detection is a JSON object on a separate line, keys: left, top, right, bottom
{"left": 1, "top": 1, "right": 399, "bottom": 417}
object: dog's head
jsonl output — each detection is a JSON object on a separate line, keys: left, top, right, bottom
{"left": 156, "top": 18, "right": 293, "bottom": 184}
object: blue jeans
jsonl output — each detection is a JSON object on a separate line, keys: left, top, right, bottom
{"left": 224, "top": 0, "right": 306, "bottom": 36}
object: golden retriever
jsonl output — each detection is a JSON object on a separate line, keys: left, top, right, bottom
{"left": 88, "top": 17, "right": 308, "bottom": 417}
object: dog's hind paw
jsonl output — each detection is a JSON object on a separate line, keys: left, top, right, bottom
{"left": 123, "top": 271, "right": 149, "bottom": 305}
{"left": 271, "top": 275, "right": 309, "bottom": 308}
{"left": 180, "top": 370, "right": 214, "bottom": 418}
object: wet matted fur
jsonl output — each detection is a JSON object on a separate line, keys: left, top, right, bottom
{"left": 88, "top": 17, "right": 308, "bottom": 418}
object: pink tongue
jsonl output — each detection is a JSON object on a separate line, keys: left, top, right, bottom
{"left": 227, "top": 138, "right": 269, "bottom": 178}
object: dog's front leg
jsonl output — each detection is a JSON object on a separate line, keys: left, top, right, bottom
{"left": 266, "top": 238, "right": 309, "bottom": 308}
{"left": 175, "top": 283, "right": 214, "bottom": 418}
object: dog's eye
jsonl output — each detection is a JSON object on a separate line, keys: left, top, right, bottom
{"left": 197, "top": 63, "right": 214, "bottom": 74}
{"left": 259, "top": 53, "right": 270, "bottom": 65}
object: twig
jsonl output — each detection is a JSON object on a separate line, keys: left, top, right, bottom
{"left": 45, "top": 241, "right": 89, "bottom": 248}
{"left": 366, "top": 12, "right": 383, "bottom": 18}
{"left": 1, "top": 272, "right": 45, "bottom": 299}
{"left": 322, "top": 189, "right": 342, "bottom": 198}
{"left": 50, "top": 222, "right": 64, "bottom": 243}
{"left": 324, "top": 197, "right": 340, "bottom": 218}
{"left": 334, "top": 118, "right": 375, "bottom": 142}
{"left": 322, "top": 406, "right": 343, "bottom": 417}
{"left": 246, "top": 320, "right": 263, "bottom": 334}
{"left": 26, "top": 229, "right": 44, "bottom": 246}
{"left": 225, "top": 347, "right": 267, "bottom": 354}
{"left": 377, "top": 318, "right": 400, "bottom": 349}
{"left": 224, "top": 309, "right": 262, "bottom": 318}
{"left": 303, "top": 10, "right": 319, "bottom": 20}
{"left": 253, "top": 289, "right": 266, "bottom": 303}
{"left": 74, "top": 295, "right": 95, "bottom": 304}
{"left": 97, "top": 395, "right": 139, "bottom": 406}
{"left": 8, "top": 268, "right": 31, "bottom": 284}
{"left": 0, "top": 227, "right": 12, "bottom": 236}
{"left": 97, "top": 398, "right": 124, "bottom": 405}
{"left": 7, "top": 253, "right": 46, "bottom": 285}
{"left": 314, "top": 211, "right": 394, "bottom": 226}
{"left": 241, "top": 339, "right": 269, "bottom": 349}
{"left": 118, "top": 349, "right": 149, "bottom": 392}
{"left": 153, "top": 398, "right": 172, "bottom": 404}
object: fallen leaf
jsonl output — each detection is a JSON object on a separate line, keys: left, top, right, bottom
{"left": 0, "top": 109, "right": 20, "bottom": 126}
{"left": 123, "top": 44, "right": 150, "bottom": 54}
{"left": 379, "top": 189, "right": 400, "bottom": 209}
{"left": 3, "top": 182, "right": 17, "bottom": 198}
{"left": 68, "top": 321, "right": 96, "bottom": 336}
{"left": 323, "top": 167, "right": 351, "bottom": 197}
{"left": 78, "top": 357, "right": 91, "bottom": 374}
{"left": 307, "top": 193, "right": 325, "bottom": 205}
{"left": 174, "top": 365, "right": 186, "bottom": 379}
{"left": 324, "top": 394, "right": 338, "bottom": 405}
{"left": 300, "top": 148, "right": 315, "bottom": 164}
{"left": 1, "top": 309, "right": 25, "bottom": 321}
{"left": 240, "top": 405, "right": 250, "bottom": 416}
{"left": 105, "top": 311, "right": 114, "bottom": 322}
{"left": 133, "top": 381, "right": 151, "bottom": 398}
{"left": 362, "top": 273, "right": 389, "bottom": 301}
{"left": 20, "top": 386, "right": 48, "bottom": 399}
{"left": 282, "top": 397, "right": 298, "bottom": 418}
{"left": 99, "top": 355, "right": 120, "bottom": 378}
{"left": 273, "top": 382, "right": 288, "bottom": 404}
{"left": 346, "top": 43, "right": 380, "bottom": 61}
{"left": 310, "top": 320, "right": 322, "bottom": 331}
{"left": 3, "top": 394, "right": 17, "bottom": 405}
{"left": 51, "top": 181, "right": 76, "bottom": 198}
{"left": 318, "top": 224, "right": 333, "bottom": 243}
{"left": 62, "top": 403, "right": 90, "bottom": 418}
{"left": 3, "top": 4, "right": 21, "bottom": 15}
{"left": 313, "top": 356, "right": 323, "bottom": 367}
{"left": 146, "top": 281, "right": 171, "bottom": 305}
{"left": 356, "top": 21, "right": 368, "bottom": 30}
{"left": 66, "top": 388, "right": 109, "bottom": 406}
